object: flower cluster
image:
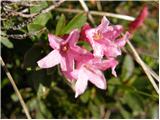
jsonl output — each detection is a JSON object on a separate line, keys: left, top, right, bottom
{"left": 37, "top": 16, "right": 129, "bottom": 98}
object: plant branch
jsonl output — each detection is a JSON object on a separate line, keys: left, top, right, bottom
{"left": 96, "top": 1, "right": 102, "bottom": 11}
{"left": 0, "top": 56, "right": 31, "bottom": 119}
{"left": 126, "top": 40, "right": 159, "bottom": 94}
{"left": 79, "top": 0, "right": 96, "bottom": 26}
{"left": 145, "top": 63, "right": 159, "bottom": 82}
{"left": 55, "top": 8, "right": 135, "bottom": 21}
{"left": 6, "top": 0, "right": 65, "bottom": 30}
{"left": 1, "top": 27, "right": 47, "bottom": 40}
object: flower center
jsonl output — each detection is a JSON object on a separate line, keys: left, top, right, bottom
{"left": 61, "top": 44, "right": 68, "bottom": 52}
{"left": 93, "top": 31, "right": 103, "bottom": 41}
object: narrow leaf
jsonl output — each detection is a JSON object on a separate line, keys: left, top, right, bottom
{"left": 1, "top": 36, "right": 14, "bottom": 48}
{"left": 121, "top": 55, "right": 134, "bottom": 81}
{"left": 55, "top": 14, "right": 66, "bottom": 35}
{"left": 62, "top": 13, "right": 87, "bottom": 34}
{"left": 23, "top": 44, "right": 42, "bottom": 68}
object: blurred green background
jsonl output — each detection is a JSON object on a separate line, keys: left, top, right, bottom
{"left": 1, "top": 1, "right": 159, "bottom": 119}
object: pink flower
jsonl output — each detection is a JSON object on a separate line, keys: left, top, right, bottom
{"left": 85, "top": 16, "right": 129, "bottom": 58}
{"left": 37, "top": 29, "right": 93, "bottom": 81}
{"left": 129, "top": 5, "right": 148, "bottom": 33}
{"left": 72, "top": 58, "right": 118, "bottom": 98}
{"left": 80, "top": 23, "right": 91, "bottom": 42}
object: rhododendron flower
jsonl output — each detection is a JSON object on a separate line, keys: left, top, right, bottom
{"left": 72, "top": 58, "right": 118, "bottom": 98}
{"left": 37, "top": 16, "right": 129, "bottom": 98}
{"left": 129, "top": 5, "right": 148, "bottom": 33}
{"left": 85, "top": 16, "right": 129, "bottom": 58}
{"left": 37, "top": 29, "right": 93, "bottom": 81}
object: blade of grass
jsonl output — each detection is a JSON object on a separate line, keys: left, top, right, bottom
{"left": 0, "top": 56, "right": 31, "bottom": 119}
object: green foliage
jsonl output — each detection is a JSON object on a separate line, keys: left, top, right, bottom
{"left": 121, "top": 55, "right": 135, "bottom": 82}
{"left": 62, "top": 13, "right": 87, "bottom": 34}
{"left": 1, "top": 36, "right": 14, "bottom": 48}
{"left": 55, "top": 14, "right": 66, "bottom": 35}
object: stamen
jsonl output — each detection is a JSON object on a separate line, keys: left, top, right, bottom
{"left": 93, "top": 31, "right": 103, "bottom": 41}
{"left": 61, "top": 44, "right": 68, "bottom": 52}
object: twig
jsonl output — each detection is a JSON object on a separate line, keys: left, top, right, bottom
{"left": 55, "top": 8, "right": 135, "bottom": 21}
{"left": 145, "top": 64, "right": 159, "bottom": 82}
{"left": 90, "top": 11, "right": 135, "bottom": 21}
{"left": 79, "top": 0, "right": 96, "bottom": 26}
{"left": 123, "top": 47, "right": 159, "bottom": 82}
{"left": 7, "top": 0, "right": 65, "bottom": 30}
{"left": 96, "top": 1, "right": 102, "bottom": 11}
{"left": 137, "top": 49, "right": 158, "bottom": 59}
{"left": 126, "top": 40, "right": 159, "bottom": 94}
{"left": 11, "top": 0, "right": 65, "bottom": 18}
{"left": 1, "top": 27, "right": 47, "bottom": 40}
{"left": 0, "top": 56, "right": 31, "bottom": 119}
{"left": 104, "top": 110, "right": 111, "bottom": 119}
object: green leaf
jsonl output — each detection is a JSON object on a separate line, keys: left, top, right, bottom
{"left": 28, "top": 12, "right": 51, "bottom": 29}
{"left": 116, "top": 102, "right": 132, "bottom": 119}
{"left": 1, "top": 36, "right": 14, "bottom": 48}
{"left": 77, "top": 41, "right": 92, "bottom": 51}
{"left": 62, "top": 13, "right": 87, "bottom": 34}
{"left": 121, "top": 55, "right": 134, "bottom": 81}
{"left": 37, "top": 99, "right": 53, "bottom": 118}
{"left": 80, "top": 90, "right": 90, "bottom": 103}
{"left": 121, "top": 92, "right": 143, "bottom": 116}
{"left": 30, "top": 1, "right": 48, "bottom": 13}
{"left": 37, "top": 84, "right": 49, "bottom": 99}
{"left": 27, "top": 24, "right": 44, "bottom": 32}
{"left": 28, "top": 2, "right": 52, "bottom": 31}
{"left": 55, "top": 14, "right": 66, "bottom": 35}
{"left": 89, "top": 101, "right": 100, "bottom": 118}
{"left": 1, "top": 78, "right": 10, "bottom": 89}
{"left": 23, "top": 44, "right": 42, "bottom": 68}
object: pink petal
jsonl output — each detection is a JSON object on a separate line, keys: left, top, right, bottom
{"left": 86, "top": 28, "right": 104, "bottom": 58}
{"left": 48, "top": 34, "right": 62, "bottom": 49}
{"left": 85, "top": 28, "right": 96, "bottom": 44}
{"left": 92, "top": 58, "right": 118, "bottom": 72}
{"left": 84, "top": 67, "right": 106, "bottom": 89}
{"left": 103, "top": 25, "right": 123, "bottom": 40}
{"left": 129, "top": 5, "right": 148, "bottom": 33}
{"left": 37, "top": 50, "right": 61, "bottom": 68}
{"left": 62, "top": 52, "right": 75, "bottom": 80}
{"left": 111, "top": 65, "right": 117, "bottom": 77}
{"left": 70, "top": 46, "right": 93, "bottom": 68}
{"left": 75, "top": 68, "right": 88, "bottom": 98}
{"left": 93, "top": 42, "right": 104, "bottom": 58}
{"left": 97, "top": 16, "right": 110, "bottom": 32}
{"left": 71, "top": 69, "right": 79, "bottom": 80}
{"left": 62, "top": 29, "right": 80, "bottom": 46}
{"left": 60, "top": 55, "right": 67, "bottom": 71}
{"left": 104, "top": 45, "right": 121, "bottom": 58}
{"left": 115, "top": 32, "right": 130, "bottom": 48}
{"left": 80, "top": 23, "right": 91, "bottom": 42}
{"left": 62, "top": 71, "right": 75, "bottom": 81}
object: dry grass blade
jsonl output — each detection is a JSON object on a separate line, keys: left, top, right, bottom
{"left": 126, "top": 41, "right": 159, "bottom": 94}
{"left": 145, "top": 63, "right": 159, "bottom": 82}
{"left": 0, "top": 57, "right": 32, "bottom": 119}
{"left": 79, "top": 0, "right": 96, "bottom": 25}
{"left": 55, "top": 8, "right": 135, "bottom": 21}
